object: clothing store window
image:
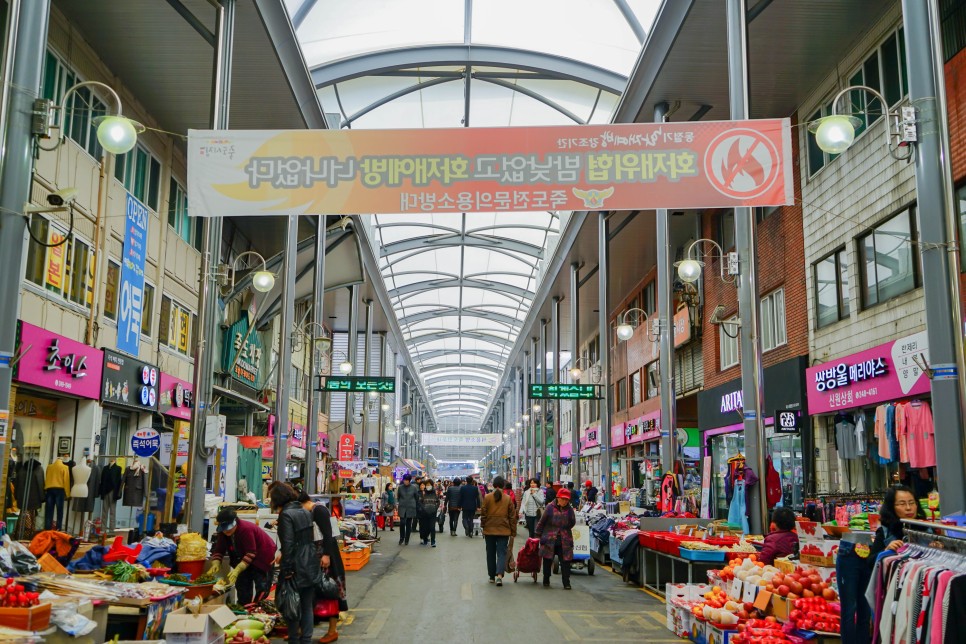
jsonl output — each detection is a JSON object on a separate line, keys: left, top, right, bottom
{"left": 815, "top": 248, "right": 851, "bottom": 327}
{"left": 642, "top": 281, "right": 656, "bottom": 315}
{"left": 859, "top": 208, "right": 918, "bottom": 308}
{"left": 719, "top": 319, "right": 739, "bottom": 370}
{"left": 760, "top": 288, "right": 786, "bottom": 352}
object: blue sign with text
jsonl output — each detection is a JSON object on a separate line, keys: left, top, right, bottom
{"left": 117, "top": 193, "right": 149, "bottom": 356}
{"left": 131, "top": 427, "right": 161, "bottom": 457}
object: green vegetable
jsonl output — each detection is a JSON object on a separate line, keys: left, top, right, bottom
{"left": 106, "top": 561, "right": 146, "bottom": 583}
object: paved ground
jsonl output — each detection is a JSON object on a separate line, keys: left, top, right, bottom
{"left": 318, "top": 524, "right": 677, "bottom": 643}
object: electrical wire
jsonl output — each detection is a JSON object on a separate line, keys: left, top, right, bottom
{"left": 26, "top": 205, "right": 73, "bottom": 248}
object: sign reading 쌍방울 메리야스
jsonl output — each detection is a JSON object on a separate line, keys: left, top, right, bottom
{"left": 530, "top": 383, "right": 599, "bottom": 400}
{"left": 187, "top": 121, "right": 793, "bottom": 217}
{"left": 316, "top": 376, "right": 395, "bottom": 393}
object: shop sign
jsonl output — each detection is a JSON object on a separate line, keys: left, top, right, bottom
{"left": 529, "top": 383, "right": 599, "bottom": 399}
{"left": 0, "top": 410, "right": 7, "bottom": 443}
{"left": 338, "top": 433, "right": 356, "bottom": 460}
{"left": 673, "top": 307, "right": 691, "bottom": 347}
{"left": 698, "top": 356, "right": 808, "bottom": 431}
{"left": 720, "top": 390, "right": 742, "bottom": 413}
{"left": 158, "top": 373, "right": 194, "bottom": 420}
{"left": 101, "top": 349, "right": 159, "bottom": 411}
{"left": 610, "top": 422, "right": 626, "bottom": 448}
{"left": 638, "top": 410, "right": 662, "bottom": 442}
{"left": 188, "top": 120, "right": 793, "bottom": 218}
{"left": 13, "top": 394, "right": 58, "bottom": 422}
{"left": 775, "top": 410, "right": 802, "bottom": 434}
{"left": 317, "top": 376, "right": 394, "bottom": 393}
{"left": 14, "top": 321, "right": 103, "bottom": 399}
{"left": 131, "top": 427, "right": 161, "bottom": 457}
{"left": 117, "top": 193, "right": 149, "bottom": 357}
{"left": 222, "top": 316, "right": 262, "bottom": 388}
{"left": 421, "top": 433, "right": 502, "bottom": 447}
{"left": 289, "top": 422, "right": 306, "bottom": 448}
{"left": 805, "top": 331, "right": 930, "bottom": 414}
{"left": 580, "top": 426, "right": 600, "bottom": 451}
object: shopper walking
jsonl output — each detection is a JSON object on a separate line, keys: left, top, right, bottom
{"left": 503, "top": 479, "right": 518, "bottom": 574}
{"left": 459, "top": 476, "right": 482, "bottom": 537}
{"left": 520, "top": 479, "right": 545, "bottom": 538}
{"left": 543, "top": 480, "right": 557, "bottom": 505}
{"left": 396, "top": 474, "right": 419, "bottom": 546}
{"left": 380, "top": 483, "right": 396, "bottom": 532}
{"left": 272, "top": 483, "right": 316, "bottom": 644}
{"left": 444, "top": 477, "right": 462, "bottom": 536}
{"left": 567, "top": 482, "right": 580, "bottom": 508}
{"left": 299, "top": 492, "right": 346, "bottom": 644}
{"left": 480, "top": 476, "right": 516, "bottom": 586}
{"left": 417, "top": 479, "right": 440, "bottom": 547}
{"left": 535, "top": 486, "right": 576, "bottom": 589}
{"left": 584, "top": 480, "right": 598, "bottom": 503}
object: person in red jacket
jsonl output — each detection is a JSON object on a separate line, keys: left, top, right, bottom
{"left": 208, "top": 509, "right": 277, "bottom": 604}
{"left": 758, "top": 507, "right": 799, "bottom": 566}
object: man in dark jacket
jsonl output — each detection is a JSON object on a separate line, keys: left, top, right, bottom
{"left": 444, "top": 477, "right": 462, "bottom": 536}
{"left": 395, "top": 474, "right": 419, "bottom": 546}
{"left": 208, "top": 508, "right": 277, "bottom": 604}
{"left": 458, "top": 476, "right": 482, "bottom": 537}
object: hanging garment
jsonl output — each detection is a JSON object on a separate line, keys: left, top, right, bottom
{"left": 902, "top": 401, "right": 936, "bottom": 469}
{"left": 727, "top": 480, "right": 749, "bottom": 534}
{"left": 14, "top": 460, "right": 45, "bottom": 511}
{"left": 896, "top": 402, "right": 912, "bottom": 463}
{"left": 854, "top": 414, "right": 867, "bottom": 457}
{"left": 99, "top": 463, "right": 122, "bottom": 500}
{"left": 765, "top": 456, "right": 782, "bottom": 508}
{"left": 835, "top": 414, "right": 858, "bottom": 459}
{"left": 121, "top": 466, "right": 144, "bottom": 507}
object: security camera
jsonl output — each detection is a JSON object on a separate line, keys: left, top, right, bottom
{"left": 709, "top": 304, "right": 727, "bottom": 325}
{"left": 47, "top": 188, "right": 78, "bottom": 207}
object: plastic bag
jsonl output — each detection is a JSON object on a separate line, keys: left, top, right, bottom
{"left": 276, "top": 576, "right": 302, "bottom": 625}
{"left": 4, "top": 536, "right": 40, "bottom": 575}
{"left": 176, "top": 532, "right": 208, "bottom": 562}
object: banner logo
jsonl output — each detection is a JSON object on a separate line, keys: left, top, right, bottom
{"left": 704, "top": 129, "right": 780, "bottom": 199}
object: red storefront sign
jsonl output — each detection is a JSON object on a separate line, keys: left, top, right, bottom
{"left": 338, "top": 433, "right": 356, "bottom": 461}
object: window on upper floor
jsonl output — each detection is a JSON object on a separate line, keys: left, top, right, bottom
{"left": 615, "top": 377, "right": 626, "bottom": 411}
{"left": 642, "top": 281, "right": 656, "bottom": 315}
{"left": 42, "top": 50, "right": 107, "bottom": 159}
{"left": 141, "top": 282, "right": 155, "bottom": 337}
{"left": 815, "top": 248, "right": 851, "bottom": 327}
{"left": 588, "top": 334, "right": 600, "bottom": 364}
{"left": 718, "top": 209, "right": 735, "bottom": 252}
{"left": 646, "top": 361, "right": 659, "bottom": 399}
{"left": 631, "top": 370, "right": 642, "bottom": 406}
{"left": 104, "top": 260, "right": 120, "bottom": 320}
{"left": 808, "top": 28, "right": 908, "bottom": 177}
{"left": 23, "top": 216, "right": 94, "bottom": 308}
{"left": 115, "top": 143, "right": 162, "bottom": 212}
{"left": 168, "top": 179, "right": 202, "bottom": 251}
{"left": 858, "top": 207, "right": 919, "bottom": 308}
{"left": 942, "top": 0, "right": 966, "bottom": 60}
{"left": 760, "top": 288, "right": 787, "bottom": 353}
{"left": 159, "top": 295, "right": 195, "bottom": 356}
{"left": 719, "top": 319, "right": 739, "bottom": 371}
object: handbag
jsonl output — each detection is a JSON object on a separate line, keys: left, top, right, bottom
{"left": 313, "top": 598, "right": 339, "bottom": 619}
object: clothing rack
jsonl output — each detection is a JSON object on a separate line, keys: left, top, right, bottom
{"left": 903, "top": 528, "right": 966, "bottom": 555}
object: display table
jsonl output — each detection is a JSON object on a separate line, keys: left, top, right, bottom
{"left": 639, "top": 548, "right": 721, "bottom": 596}
{"left": 104, "top": 592, "right": 183, "bottom": 641}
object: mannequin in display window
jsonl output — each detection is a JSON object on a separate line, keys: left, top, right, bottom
{"left": 72, "top": 456, "right": 100, "bottom": 535}
{"left": 99, "top": 459, "right": 123, "bottom": 532}
{"left": 44, "top": 454, "right": 71, "bottom": 530}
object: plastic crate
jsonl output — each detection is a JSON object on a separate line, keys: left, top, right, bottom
{"left": 654, "top": 533, "right": 701, "bottom": 556}
{"left": 703, "top": 537, "right": 739, "bottom": 547}
{"left": 678, "top": 548, "right": 726, "bottom": 562}
{"left": 343, "top": 549, "right": 370, "bottom": 571}
{"left": 638, "top": 531, "right": 658, "bottom": 550}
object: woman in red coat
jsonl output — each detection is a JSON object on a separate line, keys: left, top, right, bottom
{"left": 535, "top": 487, "right": 576, "bottom": 589}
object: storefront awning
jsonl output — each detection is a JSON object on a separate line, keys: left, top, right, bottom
{"left": 213, "top": 384, "right": 270, "bottom": 412}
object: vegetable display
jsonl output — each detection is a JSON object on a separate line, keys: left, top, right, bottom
{"left": 0, "top": 579, "right": 40, "bottom": 607}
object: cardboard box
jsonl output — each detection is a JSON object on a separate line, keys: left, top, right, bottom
{"left": 771, "top": 595, "right": 792, "bottom": 621}
{"left": 163, "top": 605, "right": 236, "bottom": 644}
{"left": 704, "top": 622, "right": 739, "bottom": 644}
{"left": 799, "top": 540, "right": 839, "bottom": 567}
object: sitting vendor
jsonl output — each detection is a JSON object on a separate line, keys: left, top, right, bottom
{"left": 758, "top": 507, "right": 799, "bottom": 566}
{"left": 208, "top": 508, "right": 277, "bottom": 604}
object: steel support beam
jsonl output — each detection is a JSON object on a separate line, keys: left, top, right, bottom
{"left": 901, "top": 0, "right": 966, "bottom": 514}
{"left": 398, "top": 307, "right": 522, "bottom": 329}
{"left": 655, "top": 101, "right": 676, "bottom": 475}
{"left": 362, "top": 298, "right": 373, "bottom": 464}
{"left": 311, "top": 44, "right": 627, "bottom": 94}
{"left": 552, "top": 297, "right": 561, "bottom": 481}
{"left": 187, "top": 0, "right": 233, "bottom": 532}
{"left": 598, "top": 213, "right": 612, "bottom": 502}
{"left": 272, "top": 216, "right": 298, "bottom": 482}
{"left": 305, "top": 215, "right": 327, "bottom": 494}
{"left": 539, "top": 320, "right": 547, "bottom": 482}
{"left": 389, "top": 276, "right": 533, "bottom": 300}
{"left": 381, "top": 233, "right": 544, "bottom": 259}
{"left": 570, "top": 263, "right": 580, "bottom": 482}
{"left": 728, "top": 0, "right": 766, "bottom": 533}
{"left": 346, "top": 284, "right": 361, "bottom": 450}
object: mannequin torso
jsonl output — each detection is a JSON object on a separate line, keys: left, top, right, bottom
{"left": 70, "top": 461, "right": 91, "bottom": 498}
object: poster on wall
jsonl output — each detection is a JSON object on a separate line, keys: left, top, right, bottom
{"left": 700, "top": 455, "right": 712, "bottom": 519}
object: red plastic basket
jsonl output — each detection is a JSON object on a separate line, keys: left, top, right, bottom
{"left": 654, "top": 533, "right": 701, "bottom": 556}
{"left": 638, "top": 531, "right": 658, "bottom": 550}
{"left": 703, "top": 537, "right": 740, "bottom": 547}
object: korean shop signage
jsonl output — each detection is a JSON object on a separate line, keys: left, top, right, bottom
{"left": 223, "top": 316, "right": 262, "bottom": 388}
{"left": 158, "top": 372, "right": 194, "bottom": 420}
{"left": 338, "top": 433, "right": 356, "bottom": 461}
{"left": 673, "top": 307, "right": 691, "bottom": 347}
{"left": 775, "top": 410, "right": 803, "bottom": 434}
{"left": 632, "top": 409, "right": 662, "bottom": 442}
{"left": 805, "top": 331, "right": 930, "bottom": 414}
{"left": 101, "top": 349, "right": 159, "bottom": 411}
{"left": 529, "top": 383, "right": 599, "bottom": 399}
{"left": 188, "top": 120, "right": 794, "bottom": 218}
{"left": 421, "top": 433, "right": 502, "bottom": 447}
{"left": 317, "top": 376, "right": 395, "bottom": 393}
{"left": 14, "top": 321, "right": 103, "bottom": 399}
{"left": 698, "top": 356, "right": 808, "bottom": 430}
{"left": 117, "top": 193, "right": 149, "bottom": 356}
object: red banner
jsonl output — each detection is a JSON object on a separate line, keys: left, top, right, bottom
{"left": 189, "top": 120, "right": 793, "bottom": 217}
{"left": 338, "top": 433, "right": 356, "bottom": 461}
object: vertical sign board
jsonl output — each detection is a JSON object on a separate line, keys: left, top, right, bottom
{"left": 117, "top": 194, "right": 149, "bottom": 356}
{"left": 700, "top": 455, "right": 712, "bottom": 519}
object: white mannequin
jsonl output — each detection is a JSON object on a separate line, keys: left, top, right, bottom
{"left": 70, "top": 460, "right": 91, "bottom": 499}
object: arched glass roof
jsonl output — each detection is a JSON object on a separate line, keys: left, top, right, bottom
{"left": 287, "top": 0, "right": 660, "bottom": 435}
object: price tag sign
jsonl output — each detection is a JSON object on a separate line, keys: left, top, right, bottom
{"left": 730, "top": 579, "right": 743, "bottom": 600}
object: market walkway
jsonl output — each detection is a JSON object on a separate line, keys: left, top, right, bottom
{"left": 325, "top": 527, "right": 676, "bottom": 643}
